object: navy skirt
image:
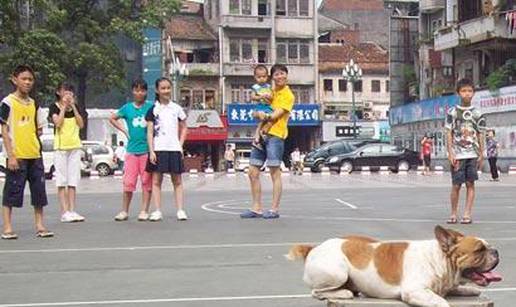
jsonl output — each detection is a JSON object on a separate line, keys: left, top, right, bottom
{"left": 146, "top": 151, "right": 184, "bottom": 174}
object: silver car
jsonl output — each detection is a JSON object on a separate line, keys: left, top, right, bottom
{"left": 82, "top": 141, "right": 118, "bottom": 177}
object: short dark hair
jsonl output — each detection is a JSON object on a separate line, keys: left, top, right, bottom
{"left": 456, "top": 78, "right": 474, "bottom": 93}
{"left": 119, "top": 141, "right": 124, "bottom": 146}
{"left": 271, "top": 64, "right": 288, "bottom": 76}
{"left": 12, "top": 64, "right": 35, "bottom": 78}
{"left": 132, "top": 78, "right": 148, "bottom": 91}
{"left": 55, "top": 82, "right": 75, "bottom": 100}
{"left": 254, "top": 64, "right": 268, "bottom": 76}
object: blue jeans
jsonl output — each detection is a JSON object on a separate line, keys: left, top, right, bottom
{"left": 250, "top": 135, "right": 285, "bottom": 167}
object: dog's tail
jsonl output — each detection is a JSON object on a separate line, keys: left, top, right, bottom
{"left": 285, "top": 244, "right": 314, "bottom": 261}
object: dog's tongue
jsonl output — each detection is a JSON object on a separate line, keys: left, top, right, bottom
{"left": 471, "top": 271, "right": 503, "bottom": 286}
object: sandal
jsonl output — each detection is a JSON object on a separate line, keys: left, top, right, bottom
{"left": 36, "top": 230, "right": 54, "bottom": 238}
{"left": 460, "top": 217, "right": 473, "bottom": 224}
{"left": 1, "top": 232, "right": 18, "bottom": 240}
{"left": 446, "top": 217, "right": 458, "bottom": 224}
{"left": 240, "top": 209, "right": 263, "bottom": 219}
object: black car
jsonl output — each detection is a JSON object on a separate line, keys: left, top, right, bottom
{"left": 303, "top": 139, "right": 386, "bottom": 172}
{"left": 325, "top": 143, "right": 421, "bottom": 173}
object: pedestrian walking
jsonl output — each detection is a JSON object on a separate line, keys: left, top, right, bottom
{"left": 445, "top": 78, "right": 486, "bottom": 225}
{"left": 145, "top": 77, "right": 188, "bottom": 222}
{"left": 421, "top": 133, "right": 433, "bottom": 175}
{"left": 110, "top": 79, "right": 153, "bottom": 221}
{"left": 224, "top": 145, "right": 235, "bottom": 170}
{"left": 486, "top": 129, "right": 500, "bottom": 182}
{"left": 114, "top": 141, "right": 126, "bottom": 171}
{"left": 49, "top": 82, "right": 85, "bottom": 223}
{"left": 290, "top": 147, "right": 302, "bottom": 175}
{"left": 240, "top": 64, "right": 295, "bottom": 219}
{"left": 1, "top": 65, "right": 53, "bottom": 239}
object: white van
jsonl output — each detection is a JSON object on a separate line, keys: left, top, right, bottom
{"left": 235, "top": 149, "right": 251, "bottom": 171}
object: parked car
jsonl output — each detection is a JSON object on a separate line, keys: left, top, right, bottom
{"left": 82, "top": 141, "right": 117, "bottom": 177}
{"left": 235, "top": 149, "right": 251, "bottom": 171}
{"left": 304, "top": 139, "right": 387, "bottom": 172}
{"left": 1, "top": 135, "right": 91, "bottom": 178}
{"left": 325, "top": 143, "right": 421, "bottom": 173}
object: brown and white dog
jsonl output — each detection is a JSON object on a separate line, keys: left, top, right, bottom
{"left": 287, "top": 226, "right": 501, "bottom": 307}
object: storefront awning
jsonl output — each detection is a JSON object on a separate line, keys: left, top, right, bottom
{"left": 186, "top": 111, "right": 228, "bottom": 142}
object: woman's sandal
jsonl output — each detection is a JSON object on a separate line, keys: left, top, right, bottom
{"left": 460, "top": 217, "right": 473, "bottom": 224}
{"left": 446, "top": 217, "right": 458, "bottom": 224}
{"left": 36, "top": 230, "right": 54, "bottom": 238}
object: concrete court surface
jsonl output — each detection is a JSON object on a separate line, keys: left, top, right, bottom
{"left": 0, "top": 172, "right": 515, "bottom": 307}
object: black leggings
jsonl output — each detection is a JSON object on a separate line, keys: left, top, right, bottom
{"left": 488, "top": 157, "right": 499, "bottom": 179}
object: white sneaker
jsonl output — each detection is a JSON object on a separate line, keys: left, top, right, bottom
{"left": 137, "top": 211, "right": 150, "bottom": 221}
{"left": 176, "top": 209, "right": 188, "bottom": 221}
{"left": 61, "top": 211, "right": 75, "bottom": 223}
{"left": 114, "top": 211, "right": 129, "bottom": 221}
{"left": 70, "top": 211, "right": 85, "bottom": 222}
{"left": 149, "top": 210, "right": 163, "bottom": 222}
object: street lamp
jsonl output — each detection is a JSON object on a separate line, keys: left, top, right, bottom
{"left": 342, "top": 59, "right": 362, "bottom": 139}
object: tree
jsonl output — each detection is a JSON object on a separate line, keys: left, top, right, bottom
{"left": 0, "top": 0, "right": 180, "bottom": 138}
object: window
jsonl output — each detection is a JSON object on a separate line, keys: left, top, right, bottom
{"left": 229, "top": 0, "right": 239, "bottom": 14}
{"left": 231, "top": 85, "right": 241, "bottom": 102}
{"left": 443, "top": 66, "right": 453, "bottom": 77}
{"left": 242, "top": 39, "right": 253, "bottom": 61}
{"left": 242, "top": 0, "right": 252, "bottom": 15}
{"left": 205, "top": 89, "right": 216, "bottom": 110}
{"left": 323, "top": 79, "right": 333, "bottom": 92}
{"left": 291, "top": 86, "right": 311, "bottom": 103}
{"left": 386, "top": 80, "right": 390, "bottom": 92}
{"left": 288, "top": 0, "right": 298, "bottom": 16}
{"left": 258, "top": 39, "right": 269, "bottom": 63}
{"left": 231, "top": 84, "right": 253, "bottom": 103}
{"left": 361, "top": 145, "right": 381, "bottom": 155}
{"left": 230, "top": 39, "right": 239, "bottom": 62}
{"left": 382, "top": 145, "right": 402, "bottom": 154}
{"left": 353, "top": 80, "right": 362, "bottom": 92}
{"left": 299, "top": 0, "right": 309, "bottom": 16}
{"left": 180, "top": 89, "right": 191, "bottom": 108}
{"left": 299, "top": 42, "right": 309, "bottom": 64}
{"left": 192, "top": 90, "right": 204, "bottom": 109}
{"left": 258, "top": 0, "right": 268, "bottom": 15}
{"left": 276, "top": 0, "right": 286, "bottom": 15}
{"left": 277, "top": 42, "right": 287, "bottom": 63}
{"left": 276, "top": 39, "right": 311, "bottom": 64}
{"left": 338, "top": 79, "right": 347, "bottom": 92}
{"left": 288, "top": 41, "right": 298, "bottom": 64}
{"left": 371, "top": 80, "right": 381, "bottom": 93}
{"left": 93, "top": 145, "right": 110, "bottom": 155}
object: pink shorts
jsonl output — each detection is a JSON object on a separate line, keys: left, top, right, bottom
{"left": 123, "top": 153, "right": 152, "bottom": 192}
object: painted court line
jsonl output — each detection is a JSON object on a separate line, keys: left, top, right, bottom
{"left": 0, "top": 294, "right": 312, "bottom": 307}
{"left": 0, "top": 242, "right": 313, "bottom": 255}
{"left": 335, "top": 198, "right": 358, "bottom": 209}
{"left": 2, "top": 289, "right": 516, "bottom": 306}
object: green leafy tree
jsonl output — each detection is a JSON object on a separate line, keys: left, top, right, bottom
{"left": 0, "top": 0, "right": 180, "bottom": 138}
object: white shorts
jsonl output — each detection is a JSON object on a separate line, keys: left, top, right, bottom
{"left": 54, "top": 149, "right": 82, "bottom": 187}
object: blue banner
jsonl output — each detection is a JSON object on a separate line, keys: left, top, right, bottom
{"left": 227, "top": 103, "right": 320, "bottom": 126}
{"left": 389, "top": 95, "right": 460, "bottom": 126}
{"left": 142, "top": 27, "right": 162, "bottom": 100}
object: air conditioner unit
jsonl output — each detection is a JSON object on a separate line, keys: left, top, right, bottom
{"left": 363, "top": 111, "right": 373, "bottom": 120}
{"left": 364, "top": 101, "right": 373, "bottom": 109}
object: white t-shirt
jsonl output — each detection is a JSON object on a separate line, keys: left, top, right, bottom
{"left": 145, "top": 101, "right": 187, "bottom": 152}
{"left": 291, "top": 150, "right": 301, "bottom": 162}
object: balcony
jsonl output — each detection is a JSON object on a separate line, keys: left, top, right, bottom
{"left": 185, "top": 63, "right": 219, "bottom": 76}
{"left": 221, "top": 15, "right": 272, "bottom": 29}
{"left": 420, "top": 0, "right": 445, "bottom": 13}
{"left": 275, "top": 17, "right": 314, "bottom": 38}
{"left": 434, "top": 14, "right": 514, "bottom": 51}
{"left": 223, "top": 63, "right": 315, "bottom": 83}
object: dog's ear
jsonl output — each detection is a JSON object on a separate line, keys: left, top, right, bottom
{"left": 435, "top": 225, "right": 464, "bottom": 252}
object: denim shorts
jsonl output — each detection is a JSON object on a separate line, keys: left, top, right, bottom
{"left": 451, "top": 158, "right": 478, "bottom": 186}
{"left": 250, "top": 135, "right": 285, "bottom": 168}
{"left": 2, "top": 158, "right": 48, "bottom": 208}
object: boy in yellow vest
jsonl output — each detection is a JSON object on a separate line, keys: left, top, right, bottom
{"left": 0, "top": 65, "right": 53, "bottom": 239}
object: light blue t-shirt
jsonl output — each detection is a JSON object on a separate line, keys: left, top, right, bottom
{"left": 117, "top": 101, "right": 153, "bottom": 154}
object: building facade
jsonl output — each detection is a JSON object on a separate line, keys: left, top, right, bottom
{"left": 204, "top": 0, "right": 321, "bottom": 153}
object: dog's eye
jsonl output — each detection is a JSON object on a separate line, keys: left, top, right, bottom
{"left": 475, "top": 245, "right": 486, "bottom": 252}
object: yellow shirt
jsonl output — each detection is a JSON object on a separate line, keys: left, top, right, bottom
{"left": 268, "top": 85, "right": 295, "bottom": 139}
{"left": 0, "top": 94, "right": 44, "bottom": 159}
